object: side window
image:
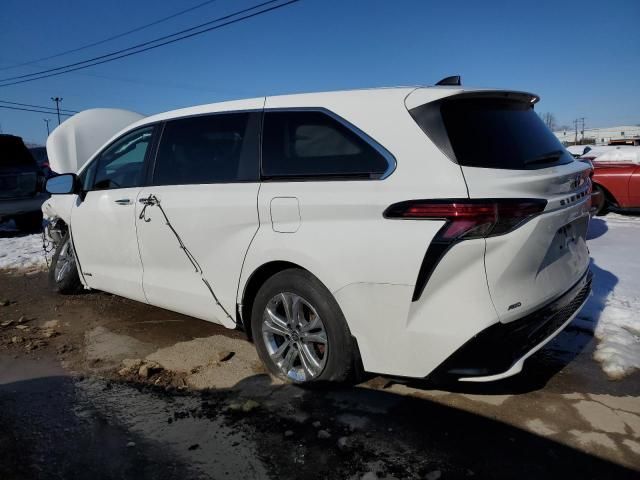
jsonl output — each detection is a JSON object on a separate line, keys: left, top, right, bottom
{"left": 261, "top": 110, "right": 389, "bottom": 179}
{"left": 92, "top": 127, "right": 153, "bottom": 190}
{"left": 152, "top": 112, "right": 259, "bottom": 186}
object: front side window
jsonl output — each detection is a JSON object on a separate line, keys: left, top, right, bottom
{"left": 261, "top": 110, "right": 389, "bottom": 179}
{"left": 152, "top": 112, "right": 259, "bottom": 186}
{"left": 93, "top": 127, "right": 153, "bottom": 190}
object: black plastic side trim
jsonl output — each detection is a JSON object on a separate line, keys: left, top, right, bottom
{"left": 412, "top": 240, "right": 456, "bottom": 301}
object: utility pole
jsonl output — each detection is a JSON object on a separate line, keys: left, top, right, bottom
{"left": 44, "top": 118, "right": 51, "bottom": 136}
{"left": 573, "top": 117, "right": 586, "bottom": 144}
{"left": 51, "top": 97, "right": 63, "bottom": 125}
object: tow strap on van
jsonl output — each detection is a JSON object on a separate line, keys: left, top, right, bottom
{"left": 138, "top": 194, "right": 236, "bottom": 325}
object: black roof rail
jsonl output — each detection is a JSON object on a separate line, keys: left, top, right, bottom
{"left": 435, "top": 75, "right": 461, "bottom": 86}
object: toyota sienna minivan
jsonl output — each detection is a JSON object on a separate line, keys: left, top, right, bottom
{"left": 43, "top": 84, "right": 592, "bottom": 384}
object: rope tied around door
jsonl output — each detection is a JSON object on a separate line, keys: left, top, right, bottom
{"left": 138, "top": 194, "right": 235, "bottom": 325}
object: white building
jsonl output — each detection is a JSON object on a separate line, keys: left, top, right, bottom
{"left": 554, "top": 125, "right": 640, "bottom": 145}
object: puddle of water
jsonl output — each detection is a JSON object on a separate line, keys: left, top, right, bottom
{"left": 75, "top": 378, "right": 270, "bottom": 478}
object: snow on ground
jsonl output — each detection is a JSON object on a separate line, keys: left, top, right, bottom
{"left": 0, "top": 213, "right": 638, "bottom": 378}
{"left": 0, "top": 221, "right": 47, "bottom": 271}
{"left": 582, "top": 213, "right": 640, "bottom": 379}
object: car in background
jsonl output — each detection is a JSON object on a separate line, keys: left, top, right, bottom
{"left": 0, "top": 134, "right": 47, "bottom": 231}
{"left": 29, "top": 146, "right": 55, "bottom": 178}
{"left": 582, "top": 147, "right": 640, "bottom": 215}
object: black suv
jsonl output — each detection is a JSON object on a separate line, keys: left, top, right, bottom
{"left": 0, "top": 134, "right": 48, "bottom": 232}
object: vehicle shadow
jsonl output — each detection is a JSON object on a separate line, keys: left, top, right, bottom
{"left": 586, "top": 217, "right": 608, "bottom": 239}
{"left": 1, "top": 372, "right": 638, "bottom": 480}
{"left": 0, "top": 373, "right": 201, "bottom": 480}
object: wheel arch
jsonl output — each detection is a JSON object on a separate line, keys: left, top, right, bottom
{"left": 239, "top": 260, "right": 310, "bottom": 340}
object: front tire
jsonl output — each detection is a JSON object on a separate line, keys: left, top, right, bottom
{"left": 251, "top": 269, "right": 356, "bottom": 384}
{"left": 49, "top": 233, "right": 81, "bottom": 294}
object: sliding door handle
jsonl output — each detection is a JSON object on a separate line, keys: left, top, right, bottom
{"left": 114, "top": 198, "right": 131, "bottom": 205}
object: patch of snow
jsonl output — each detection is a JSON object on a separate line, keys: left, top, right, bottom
{"left": 583, "top": 213, "right": 640, "bottom": 379}
{"left": 579, "top": 145, "right": 622, "bottom": 160}
{"left": 567, "top": 145, "right": 593, "bottom": 157}
{"left": 0, "top": 221, "right": 47, "bottom": 271}
{"left": 592, "top": 146, "right": 640, "bottom": 165}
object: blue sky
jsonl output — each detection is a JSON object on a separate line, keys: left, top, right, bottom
{"left": 1, "top": 0, "right": 638, "bottom": 144}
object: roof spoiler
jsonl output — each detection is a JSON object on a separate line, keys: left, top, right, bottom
{"left": 435, "top": 75, "right": 461, "bottom": 86}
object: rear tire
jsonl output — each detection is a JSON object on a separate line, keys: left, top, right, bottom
{"left": 49, "top": 233, "right": 81, "bottom": 294}
{"left": 251, "top": 269, "right": 356, "bottom": 385}
{"left": 592, "top": 184, "right": 609, "bottom": 216}
{"left": 14, "top": 212, "right": 43, "bottom": 232}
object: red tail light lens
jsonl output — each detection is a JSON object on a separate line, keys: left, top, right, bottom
{"left": 384, "top": 199, "right": 547, "bottom": 240}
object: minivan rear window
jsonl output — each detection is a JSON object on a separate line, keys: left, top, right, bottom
{"left": 410, "top": 96, "right": 573, "bottom": 170}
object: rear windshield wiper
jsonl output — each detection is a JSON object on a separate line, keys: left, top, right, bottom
{"left": 524, "top": 150, "right": 565, "bottom": 166}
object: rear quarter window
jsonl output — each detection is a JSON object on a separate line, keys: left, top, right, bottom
{"left": 261, "top": 110, "right": 390, "bottom": 179}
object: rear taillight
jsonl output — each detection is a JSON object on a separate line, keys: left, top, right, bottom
{"left": 384, "top": 199, "right": 547, "bottom": 240}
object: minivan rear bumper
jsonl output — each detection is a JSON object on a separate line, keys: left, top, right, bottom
{"left": 430, "top": 269, "right": 592, "bottom": 382}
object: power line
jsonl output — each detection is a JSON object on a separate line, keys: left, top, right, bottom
{"left": 0, "top": 99, "right": 78, "bottom": 114}
{"left": 0, "top": 0, "right": 284, "bottom": 83}
{"left": 0, "top": 104, "right": 74, "bottom": 116}
{"left": 0, "top": 0, "right": 299, "bottom": 87}
{"left": 0, "top": 59, "right": 231, "bottom": 95}
{"left": 0, "top": 0, "right": 220, "bottom": 72}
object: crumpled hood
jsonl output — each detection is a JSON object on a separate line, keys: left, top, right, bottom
{"left": 46, "top": 108, "right": 145, "bottom": 173}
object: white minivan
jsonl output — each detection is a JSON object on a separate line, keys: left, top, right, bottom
{"left": 43, "top": 84, "right": 592, "bottom": 384}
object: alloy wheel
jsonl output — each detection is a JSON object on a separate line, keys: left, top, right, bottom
{"left": 261, "top": 292, "right": 328, "bottom": 382}
{"left": 55, "top": 240, "right": 75, "bottom": 283}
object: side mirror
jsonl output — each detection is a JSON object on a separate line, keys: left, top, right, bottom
{"left": 46, "top": 173, "right": 78, "bottom": 195}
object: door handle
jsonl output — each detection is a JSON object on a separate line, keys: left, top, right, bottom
{"left": 139, "top": 196, "right": 159, "bottom": 206}
{"left": 114, "top": 198, "right": 131, "bottom": 205}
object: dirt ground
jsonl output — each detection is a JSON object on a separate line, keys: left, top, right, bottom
{"left": 0, "top": 271, "right": 639, "bottom": 479}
